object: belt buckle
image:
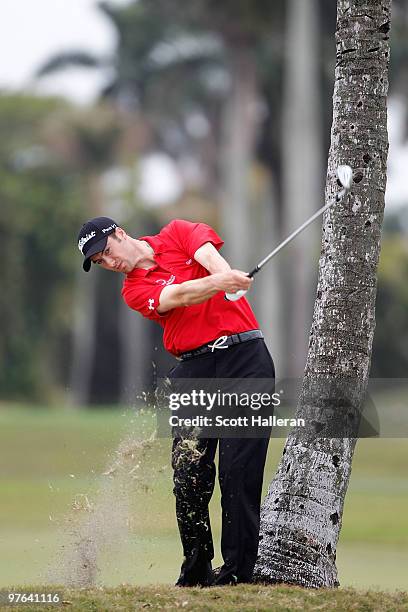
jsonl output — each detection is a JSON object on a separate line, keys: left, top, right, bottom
{"left": 207, "top": 335, "right": 230, "bottom": 352}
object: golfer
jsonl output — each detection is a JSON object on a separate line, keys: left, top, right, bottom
{"left": 77, "top": 216, "right": 275, "bottom": 586}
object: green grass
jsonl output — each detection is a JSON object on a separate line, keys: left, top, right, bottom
{"left": 0, "top": 397, "right": 407, "bottom": 592}
{"left": 1, "top": 585, "right": 408, "bottom": 612}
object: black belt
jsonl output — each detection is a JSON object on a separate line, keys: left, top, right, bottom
{"left": 178, "top": 330, "right": 263, "bottom": 361}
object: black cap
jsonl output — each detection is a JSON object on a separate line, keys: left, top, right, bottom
{"left": 77, "top": 217, "right": 118, "bottom": 271}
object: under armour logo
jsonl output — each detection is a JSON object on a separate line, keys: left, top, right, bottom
{"left": 148, "top": 298, "right": 155, "bottom": 310}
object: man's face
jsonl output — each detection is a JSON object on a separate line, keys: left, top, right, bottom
{"left": 91, "top": 229, "right": 134, "bottom": 273}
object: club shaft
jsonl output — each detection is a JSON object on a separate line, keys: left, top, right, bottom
{"left": 248, "top": 188, "right": 346, "bottom": 277}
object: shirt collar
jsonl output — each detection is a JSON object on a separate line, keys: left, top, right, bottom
{"left": 138, "top": 234, "right": 164, "bottom": 255}
{"left": 128, "top": 265, "right": 157, "bottom": 278}
{"left": 126, "top": 234, "right": 163, "bottom": 277}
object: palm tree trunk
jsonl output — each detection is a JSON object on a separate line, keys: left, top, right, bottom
{"left": 254, "top": 0, "right": 391, "bottom": 587}
{"left": 282, "top": 0, "right": 323, "bottom": 377}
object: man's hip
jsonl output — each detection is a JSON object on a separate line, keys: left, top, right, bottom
{"left": 177, "top": 329, "right": 264, "bottom": 361}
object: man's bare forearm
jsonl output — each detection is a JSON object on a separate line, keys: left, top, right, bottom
{"left": 158, "top": 270, "right": 252, "bottom": 313}
{"left": 177, "top": 276, "right": 221, "bottom": 305}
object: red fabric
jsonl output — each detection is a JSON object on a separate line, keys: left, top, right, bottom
{"left": 121, "top": 219, "right": 259, "bottom": 356}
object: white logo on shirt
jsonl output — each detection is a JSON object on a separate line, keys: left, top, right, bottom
{"left": 185, "top": 259, "right": 193, "bottom": 265}
{"left": 155, "top": 275, "right": 176, "bottom": 286}
{"left": 148, "top": 298, "right": 155, "bottom": 310}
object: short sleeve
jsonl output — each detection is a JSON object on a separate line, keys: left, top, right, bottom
{"left": 169, "top": 219, "right": 224, "bottom": 258}
{"left": 122, "top": 277, "right": 170, "bottom": 322}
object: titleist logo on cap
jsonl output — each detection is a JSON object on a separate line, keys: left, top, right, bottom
{"left": 78, "top": 231, "right": 96, "bottom": 253}
{"left": 77, "top": 223, "right": 117, "bottom": 253}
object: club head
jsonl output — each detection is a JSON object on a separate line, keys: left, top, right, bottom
{"left": 337, "top": 165, "right": 353, "bottom": 190}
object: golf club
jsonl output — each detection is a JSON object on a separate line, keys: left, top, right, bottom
{"left": 225, "top": 165, "right": 353, "bottom": 301}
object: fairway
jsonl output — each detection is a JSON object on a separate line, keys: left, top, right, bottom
{"left": 0, "top": 398, "right": 407, "bottom": 590}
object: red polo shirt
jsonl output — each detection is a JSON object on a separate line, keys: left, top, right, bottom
{"left": 121, "top": 219, "right": 259, "bottom": 356}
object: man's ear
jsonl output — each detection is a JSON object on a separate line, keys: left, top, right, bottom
{"left": 115, "top": 227, "right": 126, "bottom": 240}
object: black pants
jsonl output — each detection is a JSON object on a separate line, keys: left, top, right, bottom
{"left": 169, "top": 338, "right": 275, "bottom": 585}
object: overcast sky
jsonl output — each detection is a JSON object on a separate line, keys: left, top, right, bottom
{"left": 0, "top": 0, "right": 406, "bottom": 209}
{"left": 0, "top": 0, "right": 119, "bottom": 103}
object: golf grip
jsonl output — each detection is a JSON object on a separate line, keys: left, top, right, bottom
{"left": 224, "top": 267, "right": 260, "bottom": 302}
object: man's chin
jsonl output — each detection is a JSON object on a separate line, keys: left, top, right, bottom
{"left": 114, "top": 263, "right": 127, "bottom": 273}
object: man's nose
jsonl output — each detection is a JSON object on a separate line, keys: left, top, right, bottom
{"left": 102, "top": 255, "right": 116, "bottom": 268}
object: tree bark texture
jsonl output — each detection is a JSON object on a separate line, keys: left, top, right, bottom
{"left": 254, "top": 0, "right": 391, "bottom": 588}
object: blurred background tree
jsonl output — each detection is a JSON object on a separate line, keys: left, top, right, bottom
{"left": 53, "top": 105, "right": 123, "bottom": 406}
{"left": 0, "top": 95, "right": 82, "bottom": 401}
{"left": 372, "top": 236, "right": 408, "bottom": 377}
